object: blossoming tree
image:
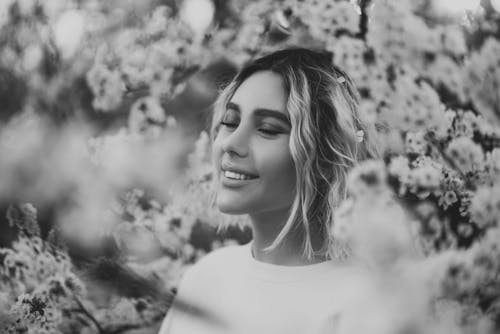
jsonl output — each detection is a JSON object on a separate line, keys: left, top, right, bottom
{"left": 0, "top": 0, "right": 500, "bottom": 333}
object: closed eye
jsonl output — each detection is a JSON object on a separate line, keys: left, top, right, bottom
{"left": 219, "top": 119, "right": 285, "bottom": 136}
{"left": 259, "top": 128, "right": 281, "bottom": 135}
{"left": 220, "top": 121, "right": 237, "bottom": 128}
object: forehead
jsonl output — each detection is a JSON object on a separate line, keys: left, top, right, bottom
{"left": 230, "top": 71, "right": 287, "bottom": 113}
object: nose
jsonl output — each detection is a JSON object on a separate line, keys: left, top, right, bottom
{"left": 221, "top": 125, "right": 249, "bottom": 157}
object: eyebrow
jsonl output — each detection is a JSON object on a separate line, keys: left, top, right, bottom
{"left": 226, "top": 102, "right": 291, "bottom": 126}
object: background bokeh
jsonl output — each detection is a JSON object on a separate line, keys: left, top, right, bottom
{"left": 1, "top": 0, "right": 500, "bottom": 333}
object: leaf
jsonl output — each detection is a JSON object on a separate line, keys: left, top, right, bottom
{"left": 6, "top": 203, "right": 40, "bottom": 237}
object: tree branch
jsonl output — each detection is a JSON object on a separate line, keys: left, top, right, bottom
{"left": 355, "top": 0, "right": 372, "bottom": 40}
{"left": 72, "top": 293, "right": 105, "bottom": 334}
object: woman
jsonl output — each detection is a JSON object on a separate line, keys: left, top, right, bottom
{"left": 159, "top": 48, "right": 380, "bottom": 334}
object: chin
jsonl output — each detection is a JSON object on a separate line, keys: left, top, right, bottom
{"left": 216, "top": 199, "right": 251, "bottom": 215}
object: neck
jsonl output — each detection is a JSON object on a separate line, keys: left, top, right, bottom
{"left": 249, "top": 208, "right": 326, "bottom": 266}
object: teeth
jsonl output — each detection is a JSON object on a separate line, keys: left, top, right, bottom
{"left": 224, "top": 170, "right": 255, "bottom": 180}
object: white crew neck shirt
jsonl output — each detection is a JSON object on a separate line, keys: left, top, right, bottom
{"left": 158, "top": 242, "right": 370, "bottom": 334}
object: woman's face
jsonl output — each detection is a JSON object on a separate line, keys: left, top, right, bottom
{"left": 212, "top": 70, "right": 296, "bottom": 215}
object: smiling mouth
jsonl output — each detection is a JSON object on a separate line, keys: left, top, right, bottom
{"left": 220, "top": 172, "right": 259, "bottom": 187}
{"left": 223, "top": 170, "right": 258, "bottom": 180}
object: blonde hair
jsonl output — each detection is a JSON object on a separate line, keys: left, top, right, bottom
{"left": 210, "top": 48, "right": 380, "bottom": 260}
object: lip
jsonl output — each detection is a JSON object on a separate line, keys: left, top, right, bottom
{"left": 220, "top": 162, "right": 259, "bottom": 178}
{"left": 220, "top": 172, "right": 259, "bottom": 188}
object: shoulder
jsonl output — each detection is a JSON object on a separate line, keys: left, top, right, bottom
{"left": 181, "top": 243, "right": 249, "bottom": 285}
{"left": 172, "top": 243, "right": 249, "bottom": 305}
{"left": 193, "top": 242, "right": 248, "bottom": 271}
{"left": 313, "top": 259, "right": 375, "bottom": 295}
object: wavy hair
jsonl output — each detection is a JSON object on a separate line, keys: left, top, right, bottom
{"left": 210, "top": 48, "right": 381, "bottom": 260}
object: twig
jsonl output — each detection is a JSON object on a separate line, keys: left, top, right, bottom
{"left": 355, "top": 0, "right": 372, "bottom": 40}
{"left": 72, "top": 293, "right": 105, "bottom": 334}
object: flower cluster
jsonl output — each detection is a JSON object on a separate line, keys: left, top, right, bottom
{"left": 438, "top": 228, "right": 500, "bottom": 320}
{"left": 469, "top": 184, "right": 500, "bottom": 229}
{"left": 296, "top": 0, "right": 360, "bottom": 40}
{"left": 464, "top": 38, "right": 500, "bottom": 126}
{"left": 85, "top": 4, "right": 204, "bottom": 113}
{"left": 367, "top": 0, "right": 437, "bottom": 65}
{"left": 382, "top": 75, "right": 448, "bottom": 133}
{"left": 2, "top": 0, "right": 500, "bottom": 332}
{"left": 0, "top": 233, "right": 85, "bottom": 333}
{"left": 86, "top": 60, "right": 126, "bottom": 112}
{"left": 326, "top": 36, "right": 368, "bottom": 87}
{"left": 388, "top": 155, "right": 442, "bottom": 199}
{"left": 446, "top": 136, "right": 485, "bottom": 174}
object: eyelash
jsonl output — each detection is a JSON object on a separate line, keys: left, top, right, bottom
{"left": 219, "top": 121, "right": 281, "bottom": 135}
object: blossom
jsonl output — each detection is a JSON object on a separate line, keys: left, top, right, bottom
{"left": 412, "top": 163, "right": 442, "bottom": 193}
{"left": 335, "top": 194, "right": 418, "bottom": 268}
{"left": 469, "top": 185, "right": 500, "bottom": 229}
{"left": 53, "top": 10, "right": 86, "bottom": 59}
{"left": 347, "top": 159, "right": 389, "bottom": 199}
{"left": 128, "top": 96, "right": 166, "bottom": 136}
{"left": 388, "top": 155, "right": 442, "bottom": 197}
{"left": 21, "top": 44, "right": 43, "bottom": 72}
{"left": 405, "top": 131, "right": 428, "bottom": 155}
{"left": 439, "top": 190, "right": 459, "bottom": 209}
{"left": 86, "top": 63, "right": 125, "bottom": 112}
{"left": 326, "top": 36, "right": 368, "bottom": 87}
{"left": 452, "top": 110, "right": 477, "bottom": 139}
{"left": 120, "top": 47, "right": 153, "bottom": 88}
{"left": 367, "top": 0, "right": 439, "bottom": 65}
{"left": 1, "top": 234, "right": 85, "bottom": 333}
{"left": 380, "top": 73, "right": 448, "bottom": 133}
{"left": 389, "top": 155, "right": 410, "bottom": 176}
{"left": 439, "top": 25, "right": 467, "bottom": 56}
{"left": 180, "top": 0, "right": 215, "bottom": 38}
{"left": 187, "top": 131, "right": 213, "bottom": 182}
{"left": 150, "top": 67, "right": 174, "bottom": 98}
{"left": 0, "top": 0, "right": 15, "bottom": 30}
{"left": 423, "top": 55, "right": 467, "bottom": 103}
{"left": 464, "top": 38, "right": 500, "bottom": 126}
{"left": 2, "top": 0, "right": 500, "bottom": 331}
{"left": 446, "top": 137, "right": 485, "bottom": 174}
{"left": 485, "top": 148, "right": 500, "bottom": 181}
{"left": 145, "top": 6, "right": 170, "bottom": 36}
{"left": 332, "top": 197, "right": 355, "bottom": 242}
{"left": 298, "top": 0, "right": 360, "bottom": 40}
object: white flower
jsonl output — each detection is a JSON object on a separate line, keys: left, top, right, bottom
{"left": 300, "top": 0, "right": 360, "bottom": 39}
{"left": 389, "top": 156, "right": 410, "bottom": 180}
{"left": 486, "top": 148, "right": 500, "bottom": 180}
{"left": 423, "top": 55, "right": 466, "bottom": 103}
{"left": 470, "top": 185, "right": 500, "bottom": 228}
{"left": 380, "top": 72, "right": 447, "bottom": 133}
{"left": 327, "top": 37, "right": 367, "bottom": 86}
{"left": 145, "top": 6, "right": 170, "bottom": 36}
{"left": 440, "top": 26, "right": 467, "bottom": 56}
{"left": 180, "top": 0, "right": 215, "bottom": 38}
{"left": 413, "top": 163, "right": 442, "bottom": 189}
{"left": 128, "top": 96, "right": 166, "bottom": 135}
{"left": 347, "top": 160, "right": 388, "bottom": 199}
{"left": 464, "top": 38, "right": 500, "bottom": 126}
{"left": 446, "top": 137, "right": 485, "bottom": 174}
{"left": 405, "top": 131, "right": 427, "bottom": 155}
{"left": 0, "top": 0, "right": 15, "bottom": 30}
{"left": 22, "top": 44, "right": 43, "bottom": 72}
{"left": 54, "top": 10, "right": 86, "bottom": 60}
{"left": 86, "top": 63, "right": 125, "bottom": 112}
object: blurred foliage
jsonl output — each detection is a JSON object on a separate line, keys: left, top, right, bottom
{"left": 1, "top": 0, "right": 500, "bottom": 333}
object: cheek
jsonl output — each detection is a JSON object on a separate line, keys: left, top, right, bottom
{"left": 261, "top": 149, "right": 296, "bottom": 192}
